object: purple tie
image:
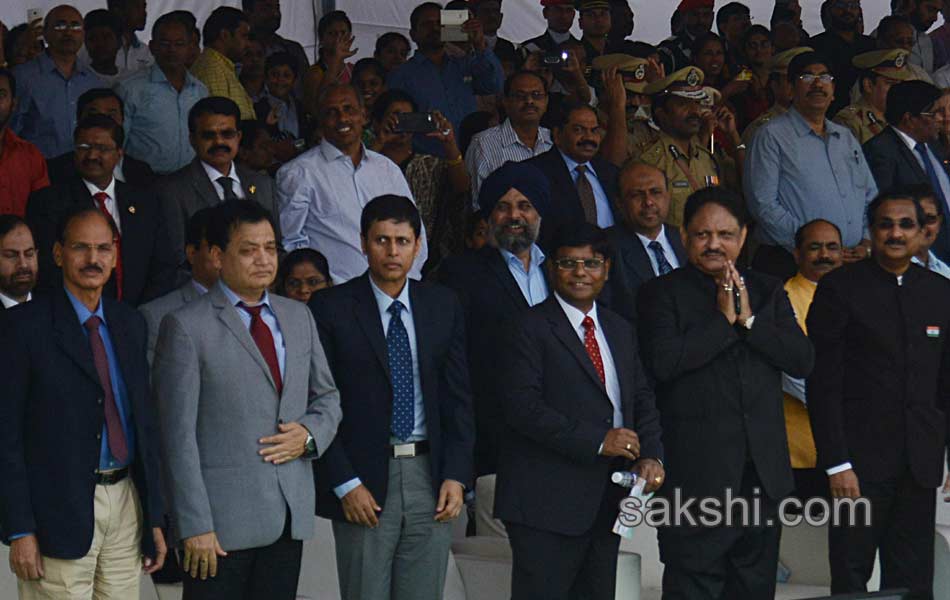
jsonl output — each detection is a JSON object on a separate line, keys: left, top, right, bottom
{"left": 84, "top": 315, "right": 128, "bottom": 464}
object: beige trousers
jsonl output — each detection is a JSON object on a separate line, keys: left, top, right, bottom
{"left": 18, "top": 478, "right": 143, "bottom": 600}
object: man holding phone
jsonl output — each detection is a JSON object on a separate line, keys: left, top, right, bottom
{"left": 388, "top": 2, "right": 503, "bottom": 158}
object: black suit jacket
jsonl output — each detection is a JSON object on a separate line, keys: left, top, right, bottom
{"left": 493, "top": 296, "right": 663, "bottom": 536}
{"left": 309, "top": 274, "right": 475, "bottom": 521}
{"left": 806, "top": 260, "right": 950, "bottom": 488}
{"left": 26, "top": 178, "right": 178, "bottom": 307}
{"left": 636, "top": 265, "right": 813, "bottom": 503}
{"left": 0, "top": 291, "right": 164, "bottom": 559}
{"left": 863, "top": 126, "right": 950, "bottom": 263}
{"left": 524, "top": 148, "right": 621, "bottom": 249}
{"left": 602, "top": 225, "right": 687, "bottom": 323}
{"left": 46, "top": 153, "right": 155, "bottom": 189}
{"left": 437, "top": 245, "right": 547, "bottom": 475}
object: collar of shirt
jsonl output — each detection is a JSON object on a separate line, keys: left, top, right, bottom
{"left": 0, "top": 291, "right": 29, "bottom": 309}
{"left": 318, "top": 139, "right": 369, "bottom": 168}
{"left": 499, "top": 118, "right": 551, "bottom": 150}
{"left": 192, "top": 279, "right": 209, "bottom": 295}
{"left": 549, "top": 30, "right": 572, "bottom": 45}
{"left": 790, "top": 271, "right": 819, "bottom": 289}
{"left": 204, "top": 47, "right": 234, "bottom": 70}
{"left": 149, "top": 63, "right": 201, "bottom": 88}
{"left": 64, "top": 286, "right": 105, "bottom": 326}
{"left": 38, "top": 51, "right": 94, "bottom": 79}
{"left": 788, "top": 106, "right": 839, "bottom": 139}
{"left": 499, "top": 244, "right": 545, "bottom": 273}
{"left": 558, "top": 149, "right": 597, "bottom": 180}
{"left": 635, "top": 225, "right": 679, "bottom": 268}
{"left": 218, "top": 279, "right": 271, "bottom": 310}
{"left": 83, "top": 177, "right": 117, "bottom": 203}
{"left": 635, "top": 224, "right": 669, "bottom": 247}
{"left": 201, "top": 160, "right": 242, "bottom": 190}
{"left": 893, "top": 126, "right": 922, "bottom": 154}
{"left": 368, "top": 274, "right": 412, "bottom": 321}
{"left": 554, "top": 291, "right": 599, "bottom": 334}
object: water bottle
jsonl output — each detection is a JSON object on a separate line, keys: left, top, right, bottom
{"left": 611, "top": 471, "right": 637, "bottom": 488}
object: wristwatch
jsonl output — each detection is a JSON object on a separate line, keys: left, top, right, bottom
{"left": 739, "top": 315, "right": 756, "bottom": 330}
{"left": 303, "top": 432, "right": 317, "bottom": 458}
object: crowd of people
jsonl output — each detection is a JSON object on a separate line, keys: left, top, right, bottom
{"left": 1, "top": 0, "right": 950, "bottom": 599}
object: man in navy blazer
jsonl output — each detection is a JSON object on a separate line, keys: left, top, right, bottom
{"left": 0, "top": 206, "right": 166, "bottom": 597}
{"left": 309, "top": 195, "right": 475, "bottom": 600}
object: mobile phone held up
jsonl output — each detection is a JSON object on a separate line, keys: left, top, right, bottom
{"left": 543, "top": 50, "right": 569, "bottom": 69}
{"left": 440, "top": 9, "right": 469, "bottom": 43}
{"left": 394, "top": 113, "right": 438, "bottom": 134}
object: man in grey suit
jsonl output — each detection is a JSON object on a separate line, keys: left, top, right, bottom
{"left": 152, "top": 200, "right": 341, "bottom": 600}
{"left": 157, "top": 97, "right": 279, "bottom": 269}
{"left": 139, "top": 206, "right": 220, "bottom": 364}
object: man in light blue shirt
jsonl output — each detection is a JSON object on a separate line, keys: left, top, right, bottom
{"left": 745, "top": 51, "right": 877, "bottom": 280}
{"left": 116, "top": 14, "right": 208, "bottom": 174}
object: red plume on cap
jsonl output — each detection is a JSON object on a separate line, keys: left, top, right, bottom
{"left": 677, "top": 0, "right": 714, "bottom": 11}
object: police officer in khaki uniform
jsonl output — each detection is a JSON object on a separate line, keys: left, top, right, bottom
{"left": 742, "top": 47, "right": 813, "bottom": 146}
{"left": 594, "top": 53, "right": 661, "bottom": 165}
{"left": 833, "top": 49, "right": 916, "bottom": 144}
{"left": 639, "top": 67, "right": 726, "bottom": 227}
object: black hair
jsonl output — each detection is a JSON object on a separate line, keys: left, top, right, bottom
{"left": 464, "top": 210, "right": 487, "bottom": 240}
{"left": 787, "top": 50, "right": 831, "bottom": 84}
{"left": 370, "top": 89, "right": 418, "bottom": 125}
{"left": 56, "top": 205, "right": 118, "bottom": 243}
{"left": 316, "top": 83, "right": 364, "bottom": 116}
{"left": 353, "top": 57, "right": 387, "bottom": 85}
{"left": 741, "top": 24, "right": 771, "bottom": 49}
{"left": 185, "top": 206, "right": 217, "bottom": 249}
{"left": 683, "top": 187, "right": 749, "bottom": 229}
{"left": 77, "top": 88, "right": 124, "bottom": 121}
{"left": 276, "top": 248, "right": 332, "bottom": 295}
{"left": 317, "top": 10, "right": 352, "bottom": 39}
{"left": 794, "top": 219, "right": 842, "bottom": 250}
{"left": 626, "top": 41, "right": 658, "bottom": 59}
{"left": 770, "top": 5, "right": 796, "bottom": 27}
{"left": 74, "top": 113, "right": 125, "bottom": 148}
{"left": 690, "top": 31, "right": 726, "bottom": 64}
{"left": 549, "top": 222, "right": 612, "bottom": 261}
{"left": 884, "top": 80, "right": 942, "bottom": 125}
{"left": 549, "top": 100, "right": 597, "bottom": 131}
{"left": 0, "top": 214, "right": 30, "bottom": 239}
{"left": 411, "top": 2, "right": 444, "bottom": 31}
{"left": 716, "top": 2, "right": 751, "bottom": 33}
{"left": 206, "top": 199, "right": 277, "bottom": 251}
{"left": 374, "top": 32, "right": 410, "bottom": 58}
{"left": 360, "top": 195, "right": 422, "bottom": 239}
{"left": 84, "top": 9, "right": 122, "bottom": 37}
{"left": 152, "top": 11, "right": 192, "bottom": 39}
{"left": 265, "top": 51, "right": 299, "bottom": 78}
{"left": 238, "top": 119, "right": 270, "bottom": 150}
{"left": 203, "top": 6, "right": 248, "bottom": 46}
{"left": 905, "top": 183, "right": 943, "bottom": 216}
{"left": 866, "top": 189, "right": 926, "bottom": 228}
{"left": 503, "top": 70, "right": 548, "bottom": 97}
{"left": 188, "top": 96, "right": 241, "bottom": 133}
{"left": 0, "top": 68, "right": 15, "bottom": 98}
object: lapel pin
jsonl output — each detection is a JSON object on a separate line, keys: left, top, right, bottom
{"left": 128, "top": 205, "right": 136, "bottom": 214}
{"left": 249, "top": 185, "right": 256, "bottom": 195}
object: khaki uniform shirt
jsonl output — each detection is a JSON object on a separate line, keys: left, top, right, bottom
{"left": 639, "top": 130, "right": 723, "bottom": 227}
{"left": 832, "top": 98, "right": 887, "bottom": 144}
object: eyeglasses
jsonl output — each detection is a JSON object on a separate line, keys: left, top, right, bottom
{"left": 51, "top": 22, "right": 83, "bottom": 32}
{"left": 798, "top": 73, "right": 834, "bottom": 84}
{"left": 75, "top": 143, "right": 118, "bottom": 154}
{"left": 917, "top": 111, "right": 937, "bottom": 120}
{"left": 198, "top": 129, "right": 240, "bottom": 141}
{"left": 553, "top": 258, "right": 605, "bottom": 271}
{"left": 508, "top": 91, "right": 548, "bottom": 102}
{"left": 874, "top": 218, "right": 919, "bottom": 230}
{"left": 286, "top": 277, "right": 327, "bottom": 289}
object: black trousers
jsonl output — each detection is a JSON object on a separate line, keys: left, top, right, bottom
{"left": 829, "top": 468, "right": 935, "bottom": 600}
{"left": 182, "top": 511, "right": 302, "bottom": 600}
{"left": 751, "top": 244, "right": 798, "bottom": 281}
{"left": 505, "top": 489, "right": 623, "bottom": 600}
{"left": 659, "top": 462, "right": 782, "bottom": 600}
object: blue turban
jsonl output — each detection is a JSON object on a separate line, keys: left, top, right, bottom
{"left": 477, "top": 161, "right": 551, "bottom": 219}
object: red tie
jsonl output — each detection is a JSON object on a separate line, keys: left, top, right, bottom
{"left": 93, "top": 192, "right": 123, "bottom": 301}
{"left": 582, "top": 316, "right": 606, "bottom": 384}
{"left": 239, "top": 303, "right": 283, "bottom": 394}
{"left": 84, "top": 315, "right": 128, "bottom": 464}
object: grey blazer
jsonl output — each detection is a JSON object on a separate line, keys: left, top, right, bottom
{"left": 139, "top": 279, "right": 203, "bottom": 365}
{"left": 152, "top": 284, "right": 341, "bottom": 551}
{"left": 158, "top": 159, "right": 280, "bottom": 266}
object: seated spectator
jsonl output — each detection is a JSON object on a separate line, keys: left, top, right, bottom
{"left": 27, "top": 114, "right": 177, "bottom": 306}
{"left": 373, "top": 31, "right": 411, "bottom": 75}
{"left": 190, "top": 7, "right": 255, "bottom": 121}
{"left": 82, "top": 9, "right": 123, "bottom": 86}
{"left": 909, "top": 183, "right": 950, "bottom": 278}
{"left": 239, "top": 33, "right": 268, "bottom": 101}
{"left": 12, "top": 5, "right": 106, "bottom": 158}
{"left": 369, "top": 89, "right": 469, "bottom": 267}
{"left": 388, "top": 2, "right": 503, "bottom": 157}
{"left": 466, "top": 70, "right": 553, "bottom": 200}
{"left": 278, "top": 84, "right": 426, "bottom": 282}
{"left": 47, "top": 88, "right": 154, "bottom": 187}
{"left": 159, "top": 96, "right": 279, "bottom": 267}
{"left": 303, "top": 11, "right": 356, "bottom": 117}
{"left": 0, "top": 68, "right": 50, "bottom": 216}
{"left": 0, "top": 215, "right": 38, "bottom": 308}
{"left": 275, "top": 247, "right": 332, "bottom": 303}
{"left": 255, "top": 51, "right": 309, "bottom": 163}
{"left": 351, "top": 57, "right": 387, "bottom": 115}
{"left": 117, "top": 12, "right": 208, "bottom": 175}
{"left": 243, "top": 0, "right": 310, "bottom": 94}
{"left": 238, "top": 119, "right": 276, "bottom": 174}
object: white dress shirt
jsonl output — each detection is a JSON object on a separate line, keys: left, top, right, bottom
{"left": 0, "top": 291, "right": 30, "bottom": 309}
{"left": 83, "top": 178, "right": 122, "bottom": 234}
{"left": 201, "top": 161, "right": 245, "bottom": 200}
{"left": 554, "top": 292, "right": 622, "bottom": 427}
{"left": 635, "top": 226, "right": 681, "bottom": 276}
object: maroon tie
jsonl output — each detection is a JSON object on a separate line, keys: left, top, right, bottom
{"left": 582, "top": 316, "right": 606, "bottom": 384}
{"left": 239, "top": 303, "right": 283, "bottom": 394}
{"left": 84, "top": 315, "right": 128, "bottom": 464}
{"left": 92, "top": 192, "right": 123, "bottom": 301}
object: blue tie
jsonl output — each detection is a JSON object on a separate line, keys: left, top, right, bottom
{"left": 915, "top": 143, "right": 950, "bottom": 215}
{"left": 387, "top": 301, "right": 415, "bottom": 441}
{"left": 648, "top": 241, "right": 674, "bottom": 276}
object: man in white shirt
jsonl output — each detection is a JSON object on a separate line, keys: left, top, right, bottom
{"left": 0, "top": 216, "right": 38, "bottom": 310}
{"left": 277, "top": 84, "right": 427, "bottom": 283}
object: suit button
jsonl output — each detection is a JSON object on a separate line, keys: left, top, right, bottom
{"left": 96, "top": 433, "right": 101, "bottom": 441}
{"left": 604, "top": 418, "right": 611, "bottom": 425}
{"left": 98, "top": 397, "right": 104, "bottom": 405}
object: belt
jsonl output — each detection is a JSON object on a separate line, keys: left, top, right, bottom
{"left": 95, "top": 467, "right": 129, "bottom": 486}
{"left": 388, "top": 440, "right": 429, "bottom": 458}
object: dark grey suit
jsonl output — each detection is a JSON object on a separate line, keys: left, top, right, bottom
{"left": 138, "top": 279, "right": 204, "bottom": 365}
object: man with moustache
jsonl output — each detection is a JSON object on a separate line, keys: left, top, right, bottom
{"left": 809, "top": 0, "right": 876, "bottom": 116}
{"left": 0, "top": 207, "right": 167, "bottom": 599}
{"left": 746, "top": 51, "right": 878, "bottom": 280}
{"left": 637, "top": 188, "right": 813, "bottom": 599}
{"left": 578, "top": 0, "right": 613, "bottom": 68}
{"left": 602, "top": 162, "right": 686, "bottom": 323}
{"left": 0, "top": 216, "right": 38, "bottom": 309}
{"left": 807, "top": 189, "right": 950, "bottom": 599}
{"left": 0, "top": 68, "right": 49, "bottom": 217}
{"left": 909, "top": 184, "right": 950, "bottom": 278}
{"left": 439, "top": 161, "right": 552, "bottom": 476}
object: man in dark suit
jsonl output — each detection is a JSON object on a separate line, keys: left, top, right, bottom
{"left": 0, "top": 206, "right": 166, "bottom": 597}
{"left": 807, "top": 189, "right": 950, "bottom": 599}
{"left": 438, "top": 161, "right": 552, "bottom": 476}
{"left": 157, "top": 96, "right": 279, "bottom": 268}
{"left": 524, "top": 102, "right": 620, "bottom": 248}
{"left": 602, "top": 162, "right": 686, "bottom": 323}
{"left": 309, "top": 195, "right": 475, "bottom": 600}
{"left": 46, "top": 88, "right": 154, "bottom": 188}
{"left": 863, "top": 80, "right": 950, "bottom": 263}
{"left": 27, "top": 114, "right": 178, "bottom": 307}
{"left": 637, "top": 187, "right": 814, "bottom": 599}
{"left": 494, "top": 222, "right": 664, "bottom": 600}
